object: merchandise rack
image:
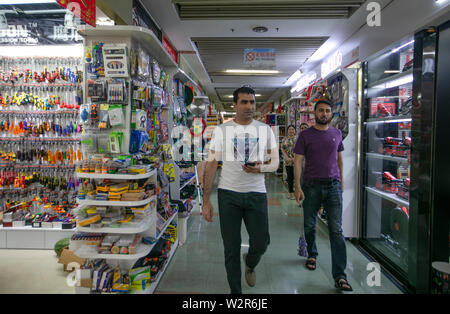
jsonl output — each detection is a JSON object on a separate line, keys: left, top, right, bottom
{"left": 76, "top": 168, "right": 156, "bottom": 180}
{"left": 0, "top": 53, "right": 83, "bottom": 249}
{"left": 70, "top": 25, "right": 186, "bottom": 294}
{"left": 131, "top": 238, "right": 179, "bottom": 294}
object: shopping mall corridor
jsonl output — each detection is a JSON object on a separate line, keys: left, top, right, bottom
{"left": 156, "top": 173, "right": 403, "bottom": 294}
{"left": 0, "top": 173, "right": 404, "bottom": 294}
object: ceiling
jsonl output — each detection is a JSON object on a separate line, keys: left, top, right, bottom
{"left": 141, "top": 0, "right": 374, "bottom": 112}
{"left": 193, "top": 36, "right": 328, "bottom": 105}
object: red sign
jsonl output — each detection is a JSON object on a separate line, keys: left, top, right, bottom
{"left": 57, "top": 0, "right": 96, "bottom": 28}
{"left": 163, "top": 36, "right": 178, "bottom": 64}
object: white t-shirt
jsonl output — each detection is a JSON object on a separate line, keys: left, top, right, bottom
{"left": 209, "top": 119, "right": 278, "bottom": 193}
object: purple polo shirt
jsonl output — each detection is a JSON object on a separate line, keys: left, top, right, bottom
{"left": 294, "top": 126, "right": 344, "bottom": 183}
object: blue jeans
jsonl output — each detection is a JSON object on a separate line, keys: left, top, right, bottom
{"left": 302, "top": 180, "right": 347, "bottom": 281}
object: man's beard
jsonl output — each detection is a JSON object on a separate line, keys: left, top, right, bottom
{"left": 315, "top": 116, "right": 331, "bottom": 125}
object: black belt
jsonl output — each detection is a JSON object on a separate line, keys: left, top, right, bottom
{"left": 307, "top": 178, "right": 339, "bottom": 184}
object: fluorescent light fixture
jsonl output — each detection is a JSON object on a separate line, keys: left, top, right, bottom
{"left": 372, "top": 74, "right": 413, "bottom": 89}
{"left": 284, "top": 70, "right": 302, "bottom": 86}
{"left": 97, "top": 17, "right": 115, "bottom": 26}
{"left": 365, "top": 118, "right": 412, "bottom": 124}
{"left": 227, "top": 94, "right": 261, "bottom": 98}
{"left": 225, "top": 69, "right": 279, "bottom": 74}
{"left": 1, "top": 0, "right": 55, "bottom": 3}
{"left": 435, "top": 0, "right": 448, "bottom": 4}
{"left": 384, "top": 70, "right": 401, "bottom": 74}
{"left": 0, "top": 44, "right": 83, "bottom": 57}
{"left": 391, "top": 40, "right": 414, "bottom": 53}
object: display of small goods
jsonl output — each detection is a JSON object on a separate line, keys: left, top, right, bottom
{"left": 0, "top": 55, "right": 83, "bottom": 218}
{"left": 70, "top": 229, "right": 176, "bottom": 293}
{"left": 77, "top": 176, "right": 156, "bottom": 202}
{"left": 1, "top": 194, "right": 77, "bottom": 229}
{"left": 76, "top": 200, "right": 156, "bottom": 230}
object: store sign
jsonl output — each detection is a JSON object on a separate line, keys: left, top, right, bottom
{"left": 291, "top": 73, "right": 317, "bottom": 93}
{"left": 56, "top": 0, "right": 96, "bottom": 27}
{"left": 163, "top": 36, "right": 178, "bottom": 63}
{"left": 244, "top": 48, "right": 276, "bottom": 70}
{"left": 321, "top": 51, "right": 343, "bottom": 78}
{"left": 0, "top": 20, "right": 82, "bottom": 46}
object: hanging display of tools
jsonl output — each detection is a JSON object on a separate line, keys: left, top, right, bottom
{"left": 0, "top": 56, "right": 83, "bottom": 85}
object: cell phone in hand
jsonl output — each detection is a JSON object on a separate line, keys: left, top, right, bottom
{"left": 245, "top": 162, "right": 256, "bottom": 167}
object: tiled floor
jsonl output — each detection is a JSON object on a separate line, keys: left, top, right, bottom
{"left": 156, "top": 174, "right": 403, "bottom": 294}
{"left": 0, "top": 173, "right": 403, "bottom": 294}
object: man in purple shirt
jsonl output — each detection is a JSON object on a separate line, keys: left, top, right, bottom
{"left": 293, "top": 100, "right": 352, "bottom": 292}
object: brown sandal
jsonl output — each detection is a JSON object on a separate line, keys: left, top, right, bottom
{"left": 305, "top": 258, "right": 316, "bottom": 270}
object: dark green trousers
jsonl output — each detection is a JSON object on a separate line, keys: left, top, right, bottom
{"left": 217, "top": 188, "right": 270, "bottom": 294}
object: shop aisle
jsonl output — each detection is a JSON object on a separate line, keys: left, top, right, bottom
{"left": 156, "top": 173, "right": 403, "bottom": 294}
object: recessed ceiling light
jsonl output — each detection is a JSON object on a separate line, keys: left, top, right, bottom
{"left": 225, "top": 69, "right": 279, "bottom": 74}
{"left": 252, "top": 26, "right": 268, "bottom": 33}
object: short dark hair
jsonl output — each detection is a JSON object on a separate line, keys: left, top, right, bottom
{"left": 314, "top": 99, "right": 333, "bottom": 111}
{"left": 287, "top": 125, "right": 296, "bottom": 131}
{"left": 233, "top": 86, "right": 255, "bottom": 103}
{"left": 300, "top": 123, "right": 309, "bottom": 129}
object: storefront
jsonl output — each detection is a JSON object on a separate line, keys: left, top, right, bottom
{"left": 359, "top": 20, "right": 450, "bottom": 293}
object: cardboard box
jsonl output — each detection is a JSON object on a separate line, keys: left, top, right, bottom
{"left": 12, "top": 221, "right": 25, "bottom": 227}
{"left": 59, "top": 249, "right": 86, "bottom": 272}
{"left": 41, "top": 222, "right": 53, "bottom": 228}
{"left": 53, "top": 222, "right": 63, "bottom": 229}
{"left": 62, "top": 222, "right": 76, "bottom": 229}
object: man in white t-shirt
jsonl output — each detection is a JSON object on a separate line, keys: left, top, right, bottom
{"left": 202, "top": 86, "right": 279, "bottom": 294}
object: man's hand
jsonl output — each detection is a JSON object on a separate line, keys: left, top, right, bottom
{"left": 294, "top": 186, "right": 305, "bottom": 204}
{"left": 202, "top": 198, "right": 214, "bottom": 222}
{"left": 242, "top": 161, "right": 262, "bottom": 173}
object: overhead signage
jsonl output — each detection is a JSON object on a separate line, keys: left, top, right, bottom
{"left": 163, "top": 36, "right": 178, "bottom": 64}
{"left": 321, "top": 51, "right": 343, "bottom": 78}
{"left": 244, "top": 48, "right": 276, "bottom": 70}
{"left": 56, "top": 0, "right": 96, "bottom": 28}
{"left": 0, "top": 14, "right": 83, "bottom": 45}
{"left": 291, "top": 73, "right": 317, "bottom": 93}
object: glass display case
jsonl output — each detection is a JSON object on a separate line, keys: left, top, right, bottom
{"left": 361, "top": 37, "right": 414, "bottom": 274}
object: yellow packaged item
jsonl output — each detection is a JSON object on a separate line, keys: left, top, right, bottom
{"left": 78, "top": 215, "right": 101, "bottom": 227}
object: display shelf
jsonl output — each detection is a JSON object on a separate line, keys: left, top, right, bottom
{"left": 365, "top": 116, "right": 412, "bottom": 123}
{"left": 365, "top": 186, "right": 409, "bottom": 207}
{"left": 76, "top": 215, "right": 156, "bottom": 234}
{"left": 73, "top": 212, "right": 178, "bottom": 260}
{"left": 366, "top": 153, "right": 409, "bottom": 163}
{"left": 174, "top": 69, "right": 199, "bottom": 88}
{"left": 76, "top": 195, "right": 156, "bottom": 207}
{"left": 368, "top": 69, "right": 413, "bottom": 89}
{"left": 179, "top": 175, "right": 196, "bottom": 191}
{"left": 0, "top": 225, "right": 75, "bottom": 232}
{"left": 75, "top": 242, "right": 156, "bottom": 260}
{"left": 131, "top": 239, "right": 179, "bottom": 294}
{"left": 77, "top": 25, "right": 177, "bottom": 69}
{"left": 76, "top": 168, "right": 156, "bottom": 180}
{"left": 157, "top": 212, "right": 178, "bottom": 238}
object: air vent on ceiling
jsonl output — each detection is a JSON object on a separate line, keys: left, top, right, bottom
{"left": 173, "top": 0, "right": 366, "bottom": 20}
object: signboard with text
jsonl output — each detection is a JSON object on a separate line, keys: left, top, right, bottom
{"left": 163, "top": 36, "right": 178, "bottom": 64}
{"left": 244, "top": 48, "right": 276, "bottom": 70}
{"left": 0, "top": 14, "right": 84, "bottom": 46}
